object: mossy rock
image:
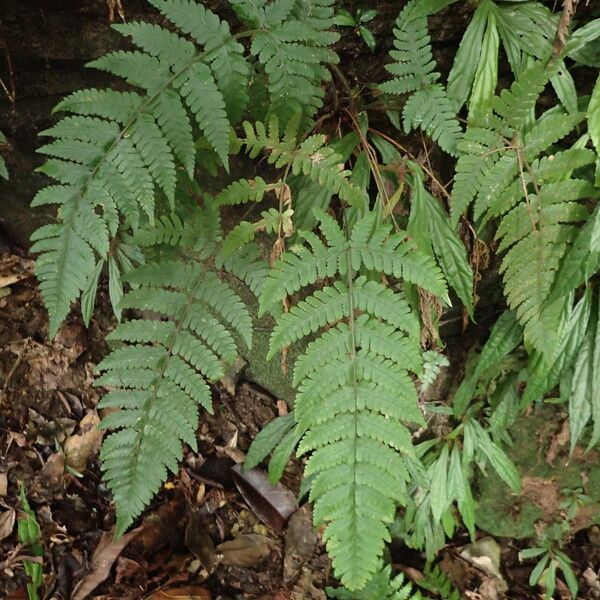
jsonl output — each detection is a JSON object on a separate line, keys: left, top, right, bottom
{"left": 475, "top": 406, "right": 600, "bottom": 538}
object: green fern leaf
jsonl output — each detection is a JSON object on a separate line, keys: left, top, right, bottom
{"left": 402, "top": 85, "right": 462, "bottom": 156}
{"left": 96, "top": 208, "right": 254, "bottom": 535}
{"left": 381, "top": 0, "right": 462, "bottom": 155}
{"left": 31, "top": 0, "right": 255, "bottom": 334}
{"left": 241, "top": 0, "right": 339, "bottom": 123}
{"left": 262, "top": 210, "right": 426, "bottom": 589}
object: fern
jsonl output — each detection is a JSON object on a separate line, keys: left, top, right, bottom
{"left": 259, "top": 209, "right": 448, "bottom": 590}
{"left": 232, "top": 0, "right": 339, "bottom": 124}
{"left": 327, "top": 565, "right": 430, "bottom": 599}
{"left": 380, "top": 0, "right": 462, "bottom": 156}
{"left": 450, "top": 62, "right": 599, "bottom": 354}
{"left": 241, "top": 118, "right": 366, "bottom": 209}
{"left": 30, "top": 0, "right": 338, "bottom": 338}
{"left": 95, "top": 206, "right": 260, "bottom": 534}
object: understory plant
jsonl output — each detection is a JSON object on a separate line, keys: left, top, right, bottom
{"left": 25, "top": 0, "right": 600, "bottom": 595}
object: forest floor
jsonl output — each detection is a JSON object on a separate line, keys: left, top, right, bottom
{"left": 0, "top": 249, "right": 599, "bottom": 600}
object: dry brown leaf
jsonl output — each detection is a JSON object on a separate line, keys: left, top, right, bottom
{"left": 231, "top": 465, "right": 298, "bottom": 532}
{"left": 0, "top": 472, "right": 7, "bottom": 496}
{"left": 146, "top": 586, "right": 211, "bottom": 600}
{"left": 545, "top": 419, "right": 569, "bottom": 465}
{"left": 0, "top": 508, "right": 15, "bottom": 541}
{"left": 64, "top": 411, "right": 103, "bottom": 472}
{"left": 71, "top": 527, "right": 141, "bottom": 600}
{"left": 106, "top": 0, "right": 126, "bottom": 22}
{"left": 521, "top": 476, "right": 562, "bottom": 519}
{"left": 184, "top": 509, "right": 216, "bottom": 572}
{"left": 284, "top": 504, "right": 317, "bottom": 583}
{"left": 0, "top": 254, "right": 34, "bottom": 289}
{"left": 216, "top": 533, "right": 278, "bottom": 567}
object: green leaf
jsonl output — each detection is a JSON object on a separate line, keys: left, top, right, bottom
{"left": 588, "top": 73, "right": 600, "bottom": 160}
{"left": 590, "top": 301, "right": 600, "bottom": 449}
{"left": 529, "top": 553, "right": 550, "bottom": 585}
{"left": 480, "top": 438, "right": 520, "bottom": 492}
{"left": 81, "top": 259, "right": 105, "bottom": 327}
{"left": 359, "top": 26, "right": 376, "bottom": 52}
{"left": 429, "top": 444, "right": 449, "bottom": 521}
{"left": 447, "top": 0, "right": 489, "bottom": 112}
{"left": 473, "top": 421, "right": 520, "bottom": 491}
{"left": 569, "top": 323, "right": 594, "bottom": 453}
{"left": 468, "top": 8, "right": 499, "bottom": 121}
{"left": 474, "top": 311, "right": 522, "bottom": 380}
{"left": 244, "top": 413, "right": 295, "bottom": 472}
{"left": 358, "top": 9, "right": 378, "bottom": 24}
{"left": 268, "top": 426, "right": 303, "bottom": 484}
{"left": 519, "top": 546, "right": 547, "bottom": 560}
{"left": 333, "top": 10, "right": 355, "bottom": 26}
{"left": 555, "top": 551, "right": 578, "bottom": 599}
{"left": 108, "top": 255, "right": 124, "bottom": 321}
{"left": 446, "top": 445, "right": 464, "bottom": 503}
{"left": 423, "top": 189, "right": 474, "bottom": 317}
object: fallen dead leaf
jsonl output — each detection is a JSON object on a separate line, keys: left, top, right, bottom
{"left": 70, "top": 527, "right": 141, "bottom": 600}
{"left": 146, "top": 586, "right": 211, "bottom": 600}
{"left": 521, "top": 476, "right": 562, "bottom": 519}
{"left": 460, "top": 538, "right": 506, "bottom": 587}
{"left": 545, "top": 419, "right": 569, "bottom": 465}
{"left": 114, "top": 556, "right": 142, "bottom": 584}
{"left": 216, "top": 533, "right": 278, "bottom": 567}
{"left": 0, "top": 508, "right": 15, "bottom": 541}
{"left": 583, "top": 567, "right": 600, "bottom": 599}
{"left": 64, "top": 411, "right": 103, "bottom": 472}
{"left": 284, "top": 504, "right": 317, "bottom": 583}
{"left": 231, "top": 465, "right": 298, "bottom": 533}
{"left": 0, "top": 254, "right": 34, "bottom": 288}
{"left": 0, "top": 472, "right": 7, "bottom": 495}
{"left": 184, "top": 508, "right": 215, "bottom": 572}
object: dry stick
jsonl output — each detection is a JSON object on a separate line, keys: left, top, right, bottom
{"left": 369, "top": 128, "right": 453, "bottom": 201}
{"left": 553, "top": 0, "right": 578, "bottom": 57}
{"left": 2, "top": 338, "right": 30, "bottom": 392}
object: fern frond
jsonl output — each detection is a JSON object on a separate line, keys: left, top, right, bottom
{"left": 380, "top": 0, "right": 462, "bottom": 155}
{"left": 262, "top": 210, "right": 428, "bottom": 589}
{"left": 327, "top": 564, "right": 428, "bottom": 599}
{"left": 402, "top": 85, "right": 463, "bottom": 156}
{"left": 96, "top": 208, "right": 253, "bottom": 535}
{"left": 31, "top": 0, "right": 251, "bottom": 335}
{"left": 448, "top": 62, "right": 596, "bottom": 354}
{"left": 241, "top": 120, "right": 365, "bottom": 209}
{"left": 260, "top": 210, "right": 447, "bottom": 315}
{"left": 379, "top": 0, "right": 438, "bottom": 95}
{"left": 237, "top": 0, "right": 339, "bottom": 123}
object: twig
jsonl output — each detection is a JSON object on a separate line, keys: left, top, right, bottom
{"left": 553, "top": 0, "right": 578, "bottom": 57}
{"left": 2, "top": 338, "right": 30, "bottom": 392}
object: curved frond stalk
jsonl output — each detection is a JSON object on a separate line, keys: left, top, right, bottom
{"left": 32, "top": 1, "right": 252, "bottom": 337}
{"left": 96, "top": 207, "right": 256, "bottom": 534}
{"left": 261, "top": 210, "right": 432, "bottom": 589}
